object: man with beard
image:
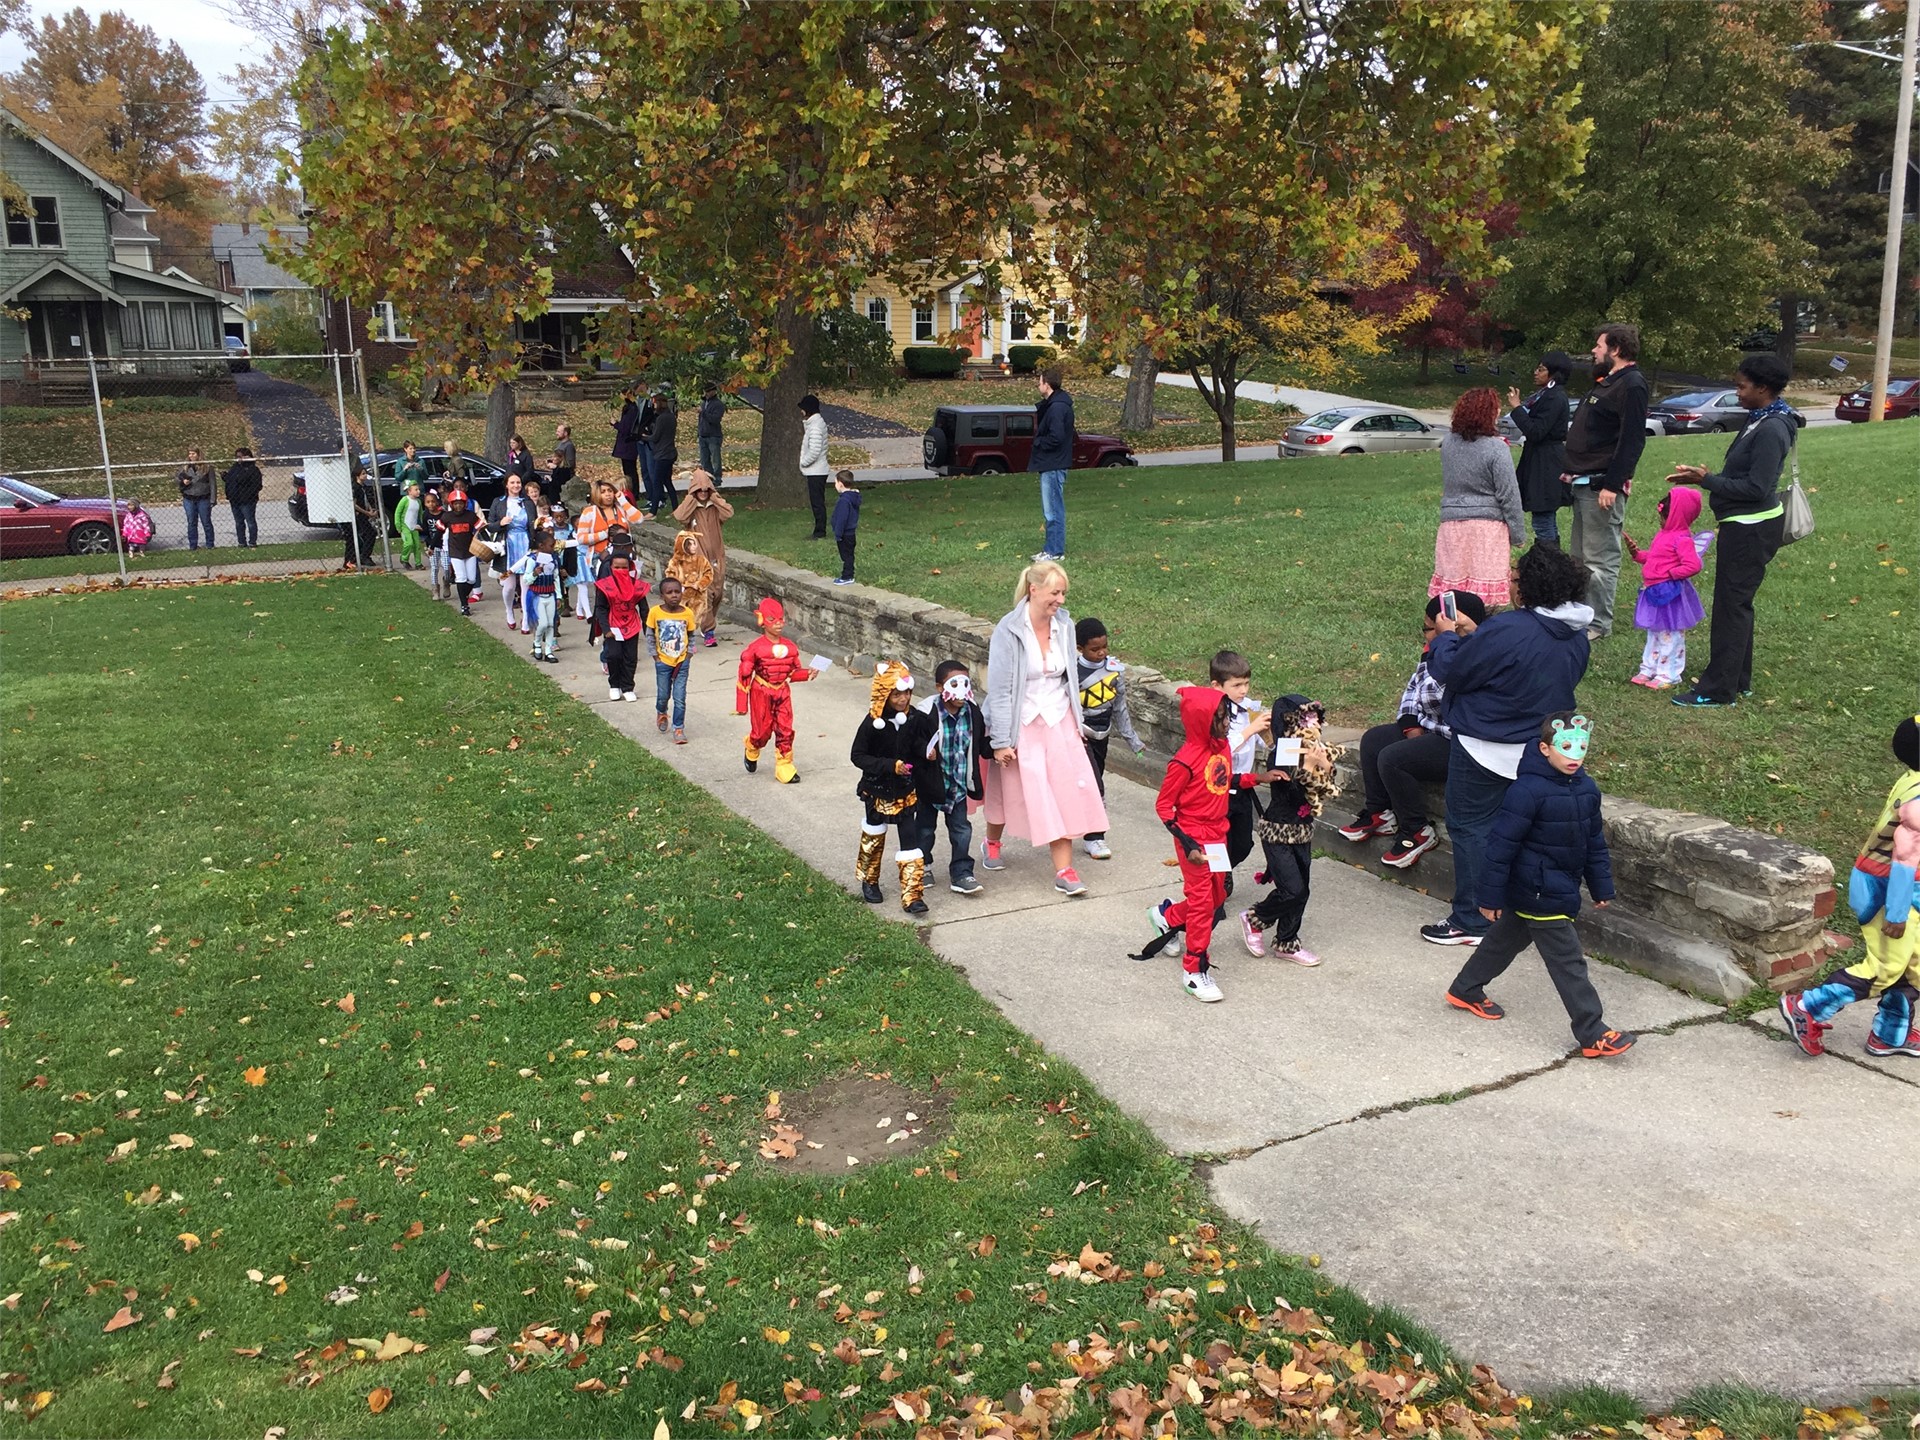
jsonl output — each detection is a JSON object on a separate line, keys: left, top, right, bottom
{"left": 1562, "top": 323, "right": 1649, "bottom": 639}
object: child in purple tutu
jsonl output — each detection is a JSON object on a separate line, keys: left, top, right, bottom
{"left": 1624, "top": 486, "right": 1710, "bottom": 690}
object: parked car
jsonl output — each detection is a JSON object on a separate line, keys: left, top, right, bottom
{"left": 289, "top": 447, "right": 541, "bottom": 530}
{"left": 1651, "top": 389, "right": 1806, "bottom": 434}
{"left": 1834, "top": 378, "right": 1920, "bottom": 423}
{"left": 0, "top": 475, "right": 128, "bottom": 558}
{"left": 1281, "top": 406, "right": 1441, "bottom": 457}
{"left": 1498, "top": 401, "right": 1672, "bottom": 444}
{"left": 922, "top": 405, "right": 1135, "bottom": 476}
{"left": 223, "top": 335, "right": 251, "bottom": 373}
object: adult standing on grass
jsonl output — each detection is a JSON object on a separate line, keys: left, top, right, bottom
{"left": 981, "top": 559, "right": 1107, "bottom": 897}
{"left": 611, "top": 385, "right": 643, "bottom": 504}
{"left": 1563, "top": 322, "right": 1649, "bottom": 639}
{"left": 551, "top": 423, "right": 576, "bottom": 495}
{"left": 799, "top": 394, "right": 832, "bottom": 539}
{"left": 1419, "top": 543, "right": 1593, "bottom": 947}
{"left": 177, "top": 447, "right": 216, "bottom": 550}
{"left": 1507, "top": 351, "right": 1573, "bottom": 546}
{"left": 671, "top": 470, "right": 732, "bottom": 646}
{"left": 697, "top": 383, "right": 726, "bottom": 487}
{"left": 221, "top": 447, "right": 263, "bottom": 549}
{"left": 648, "top": 385, "right": 681, "bottom": 514}
{"left": 1432, "top": 388, "right": 1525, "bottom": 607}
{"left": 1030, "top": 366, "right": 1075, "bottom": 562}
{"left": 1666, "top": 352, "right": 1797, "bottom": 709}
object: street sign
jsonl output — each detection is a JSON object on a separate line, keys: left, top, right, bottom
{"left": 1829, "top": 355, "right": 1850, "bottom": 372}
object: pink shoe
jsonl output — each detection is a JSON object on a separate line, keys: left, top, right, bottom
{"left": 1238, "top": 909, "right": 1266, "bottom": 957}
{"left": 1629, "top": 674, "right": 1651, "bottom": 687}
{"left": 1054, "top": 868, "right": 1088, "bottom": 897}
{"left": 1273, "top": 940, "right": 1322, "bottom": 967}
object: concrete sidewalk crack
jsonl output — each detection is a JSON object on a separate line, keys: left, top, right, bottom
{"left": 1739, "top": 1015, "right": 1920, "bottom": 1088}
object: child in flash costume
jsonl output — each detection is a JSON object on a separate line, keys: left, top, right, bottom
{"left": 734, "top": 596, "right": 816, "bottom": 783}
{"left": 850, "top": 662, "right": 929, "bottom": 914}
{"left": 1780, "top": 714, "right": 1920, "bottom": 1059}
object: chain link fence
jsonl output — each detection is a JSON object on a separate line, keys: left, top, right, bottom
{"left": 0, "top": 350, "right": 397, "bottom": 585}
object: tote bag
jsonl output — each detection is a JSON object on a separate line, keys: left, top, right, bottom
{"left": 1780, "top": 441, "right": 1814, "bottom": 546}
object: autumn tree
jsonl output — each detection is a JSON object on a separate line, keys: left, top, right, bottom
{"left": 1494, "top": 0, "right": 1842, "bottom": 371}
{"left": 1350, "top": 206, "right": 1519, "bottom": 382}
{"left": 1005, "top": 1, "right": 1590, "bottom": 462}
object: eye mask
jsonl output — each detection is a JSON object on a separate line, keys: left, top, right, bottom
{"left": 1549, "top": 714, "right": 1593, "bottom": 762}
{"left": 942, "top": 675, "right": 973, "bottom": 704}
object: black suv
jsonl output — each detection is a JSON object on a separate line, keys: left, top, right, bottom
{"left": 288, "top": 448, "right": 546, "bottom": 529}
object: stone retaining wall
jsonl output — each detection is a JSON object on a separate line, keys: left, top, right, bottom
{"left": 636, "top": 529, "right": 1843, "bottom": 1000}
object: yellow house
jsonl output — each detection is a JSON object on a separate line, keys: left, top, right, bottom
{"left": 854, "top": 269, "right": 1081, "bottom": 363}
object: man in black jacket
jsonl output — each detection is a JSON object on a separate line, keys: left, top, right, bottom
{"left": 697, "top": 384, "right": 725, "bottom": 487}
{"left": 1030, "top": 367, "right": 1075, "bottom": 561}
{"left": 1563, "top": 323, "right": 1650, "bottom": 638}
{"left": 222, "top": 447, "right": 265, "bottom": 548}
{"left": 1666, "top": 353, "right": 1796, "bottom": 708}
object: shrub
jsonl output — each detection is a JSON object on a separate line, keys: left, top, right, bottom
{"left": 1007, "top": 344, "right": 1058, "bottom": 375}
{"left": 810, "top": 310, "right": 903, "bottom": 395}
{"left": 249, "top": 299, "right": 325, "bottom": 380}
{"left": 904, "top": 346, "right": 966, "bottom": 378}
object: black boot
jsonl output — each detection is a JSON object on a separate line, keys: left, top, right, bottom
{"left": 861, "top": 881, "right": 884, "bottom": 904}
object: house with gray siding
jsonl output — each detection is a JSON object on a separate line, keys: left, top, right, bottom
{"left": 1, "top": 106, "right": 234, "bottom": 371}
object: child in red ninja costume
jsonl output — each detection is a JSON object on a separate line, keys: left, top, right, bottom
{"left": 734, "top": 596, "right": 817, "bottom": 783}
{"left": 1140, "top": 686, "right": 1278, "bottom": 1004}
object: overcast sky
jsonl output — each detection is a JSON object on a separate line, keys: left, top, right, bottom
{"left": 0, "top": 0, "right": 266, "bottom": 107}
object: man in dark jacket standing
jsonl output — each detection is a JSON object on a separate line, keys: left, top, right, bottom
{"left": 1506, "top": 350, "right": 1572, "bottom": 546}
{"left": 1666, "top": 353, "right": 1796, "bottom": 708}
{"left": 222, "top": 447, "right": 265, "bottom": 548}
{"left": 1030, "top": 367, "right": 1074, "bottom": 561}
{"left": 1562, "top": 323, "right": 1650, "bottom": 638}
{"left": 697, "top": 384, "right": 726, "bottom": 487}
{"left": 647, "top": 385, "right": 681, "bottom": 512}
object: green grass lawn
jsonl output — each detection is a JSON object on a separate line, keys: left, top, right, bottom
{"left": 724, "top": 423, "right": 1919, "bottom": 884}
{"left": 0, "top": 402, "right": 254, "bottom": 504}
{"left": 0, "top": 540, "right": 346, "bottom": 586}
{"left": 1, "top": 577, "right": 1512, "bottom": 1437}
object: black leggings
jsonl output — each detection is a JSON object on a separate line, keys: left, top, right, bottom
{"left": 1250, "top": 838, "right": 1311, "bottom": 942}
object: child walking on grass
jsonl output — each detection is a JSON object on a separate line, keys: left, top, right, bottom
{"left": 1075, "top": 616, "right": 1144, "bottom": 861}
{"left": 1624, "top": 486, "right": 1709, "bottom": 690}
{"left": 1444, "top": 712, "right": 1637, "bottom": 1059}
{"left": 1780, "top": 715, "right": 1920, "bottom": 1060}
{"left": 1239, "top": 695, "right": 1341, "bottom": 966}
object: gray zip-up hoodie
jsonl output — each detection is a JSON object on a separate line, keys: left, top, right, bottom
{"left": 985, "top": 601, "right": 1085, "bottom": 752}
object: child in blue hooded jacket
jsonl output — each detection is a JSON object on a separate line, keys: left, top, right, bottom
{"left": 1444, "top": 711, "right": 1637, "bottom": 1058}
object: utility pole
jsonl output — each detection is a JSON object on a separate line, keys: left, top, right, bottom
{"left": 1869, "top": 0, "right": 1919, "bottom": 423}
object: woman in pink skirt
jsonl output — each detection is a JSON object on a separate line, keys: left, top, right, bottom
{"left": 981, "top": 559, "right": 1108, "bottom": 896}
{"left": 1431, "top": 387, "right": 1526, "bottom": 608}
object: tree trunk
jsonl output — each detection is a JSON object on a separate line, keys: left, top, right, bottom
{"left": 757, "top": 301, "right": 816, "bottom": 509}
{"left": 482, "top": 378, "right": 516, "bottom": 465}
{"left": 1773, "top": 290, "right": 1800, "bottom": 372}
{"left": 1418, "top": 344, "right": 1432, "bottom": 384}
{"left": 1218, "top": 374, "right": 1237, "bottom": 463}
{"left": 1120, "top": 343, "right": 1159, "bottom": 430}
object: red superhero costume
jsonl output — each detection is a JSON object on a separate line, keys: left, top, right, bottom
{"left": 734, "top": 597, "right": 815, "bottom": 783}
{"left": 1155, "top": 686, "right": 1259, "bottom": 973}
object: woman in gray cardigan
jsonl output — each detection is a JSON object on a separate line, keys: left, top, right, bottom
{"left": 981, "top": 559, "right": 1108, "bottom": 895}
{"left": 1430, "top": 387, "right": 1525, "bottom": 608}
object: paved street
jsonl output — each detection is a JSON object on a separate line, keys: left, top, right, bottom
{"left": 434, "top": 570, "right": 1920, "bottom": 1407}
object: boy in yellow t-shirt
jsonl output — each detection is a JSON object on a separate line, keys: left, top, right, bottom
{"left": 646, "top": 575, "right": 698, "bottom": 744}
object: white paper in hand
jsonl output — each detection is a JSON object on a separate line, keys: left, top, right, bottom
{"left": 1271, "top": 737, "right": 1303, "bottom": 765}
{"left": 808, "top": 655, "right": 833, "bottom": 672}
{"left": 1203, "top": 842, "right": 1231, "bottom": 873}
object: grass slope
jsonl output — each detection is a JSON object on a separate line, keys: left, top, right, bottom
{"left": 0, "top": 578, "right": 1473, "bottom": 1436}
{"left": 723, "top": 423, "right": 1919, "bottom": 882}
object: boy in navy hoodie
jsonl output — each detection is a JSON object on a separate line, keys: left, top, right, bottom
{"left": 1444, "top": 711, "right": 1637, "bottom": 1058}
{"left": 830, "top": 470, "right": 861, "bottom": 586}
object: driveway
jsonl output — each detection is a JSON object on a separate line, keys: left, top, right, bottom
{"left": 236, "top": 369, "right": 350, "bottom": 459}
{"left": 734, "top": 386, "right": 915, "bottom": 440}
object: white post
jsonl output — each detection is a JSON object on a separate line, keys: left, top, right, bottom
{"left": 81, "top": 335, "right": 128, "bottom": 585}
{"left": 330, "top": 349, "right": 363, "bottom": 568}
{"left": 1869, "top": 0, "right": 1919, "bottom": 423}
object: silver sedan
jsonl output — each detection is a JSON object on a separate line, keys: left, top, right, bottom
{"left": 1280, "top": 405, "right": 1442, "bottom": 457}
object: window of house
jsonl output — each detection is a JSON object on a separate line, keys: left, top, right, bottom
{"left": 1009, "top": 304, "right": 1031, "bottom": 342}
{"left": 866, "top": 296, "right": 889, "bottom": 330}
{"left": 913, "top": 303, "right": 934, "bottom": 342}
{"left": 169, "top": 302, "right": 194, "bottom": 353}
{"left": 1051, "top": 302, "right": 1071, "bottom": 342}
{"left": 4, "top": 196, "right": 62, "bottom": 248}
{"left": 372, "top": 301, "right": 412, "bottom": 342}
{"left": 121, "top": 305, "right": 144, "bottom": 350}
{"left": 195, "top": 305, "right": 218, "bottom": 350}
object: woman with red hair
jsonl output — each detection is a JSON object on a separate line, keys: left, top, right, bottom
{"left": 1431, "top": 386, "right": 1526, "bottom": 607}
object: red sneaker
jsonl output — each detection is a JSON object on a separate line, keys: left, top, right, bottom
{"left": 1778, "top": 993, "right": 1827, "bottom": 1057}
{"left": 1580, "top": 1029, "right": 1637, "bottom": 1059}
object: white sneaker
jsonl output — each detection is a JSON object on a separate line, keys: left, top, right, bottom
{"left": 1183, "top": 971, "right": 1224, "bottom": 1003}
{"left": 608, "top": 686, "right": 622, "bottom": 701}
{"left": 1085, "top": 837, "right": 1113, "bottom": 860}
{"left": 1148, "top": 899, "right": 1185, "bottom": 957}
{"left": 1239, "top": 909, "right": 1267, "bottom": 957}
{"left": 623, "top": 690, "right": 638, "bottom": 702}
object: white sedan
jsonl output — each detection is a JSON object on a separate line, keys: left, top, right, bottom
{"left": 1279, "top": 405, "right": 1442, "bottom": 457}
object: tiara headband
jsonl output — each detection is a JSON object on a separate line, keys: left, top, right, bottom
{"left": 1549, "top": 714, "right": 1593, "bottom": 762}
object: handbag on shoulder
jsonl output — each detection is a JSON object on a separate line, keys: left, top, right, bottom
{"left": 1780, "top": 441, "right": 1814, "bottom": 546}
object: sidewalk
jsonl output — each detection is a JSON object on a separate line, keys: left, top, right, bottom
{"left": 435, "top": 579, "right": 1918, "bottom": 1406}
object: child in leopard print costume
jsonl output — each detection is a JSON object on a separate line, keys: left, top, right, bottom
{"left": 1239, "top": 695, "right": 1342, "bottom": 965}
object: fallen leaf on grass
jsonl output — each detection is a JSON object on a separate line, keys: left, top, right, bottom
{"left": 336, "top": 993, "right": 355, "bottom": 1014}
{"left": 367, "top": 1385, "right": 393, "bottom": 1414}
{"left": 104, "top": 1305, "right": 142, "bottom": 1332}
{"left": 433, "top": 1268, "right": 450, "bottom": 1293}
{"left": 242, "top": 1066, "right": 267, "bottom": 1087}
{"left": 156, "top": 1359, "right": 181, "bottom": 1391}
{"left": 166, "top": 1133, "right": 195, "bottom": 1150}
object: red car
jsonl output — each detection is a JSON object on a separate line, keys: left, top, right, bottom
{"left": 0, "top": 475, "right": 129, "bottom": 558}
{"left": 1834, "top": 378, "right": 1920, "bottom": 422}
{"left": 923, "top": 404, "right": 1135, "bottom": 476}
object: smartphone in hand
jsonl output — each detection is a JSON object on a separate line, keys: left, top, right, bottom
{"left": 1440, "top": 591, "right": 1458, "bottom": 622}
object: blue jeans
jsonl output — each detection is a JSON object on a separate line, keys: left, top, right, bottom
{"left": 699, "top": 434, "right": 723, "bottom": 486}
{"left": 229, "top": 501, "right": 258, "bottom": 547}
{"left": 916, "top": 796, "right": 976, "bottom": 884}
{"left": 638, "top": 450, "right": 663, "bottom": 511}
{"left": 1444, "top": 735, "right": 1516, "bottom": 935}
{"left": 654, "top": 659, "right": 689, "bottom": 726}
{"left": 182, "top": 496, "right": 215, "bottom": 549}
{"left": 1529, "top": 509, "right": 1559, "bottom": 546}
{"left": 1038, "top": 470, "right": 1067, "bottom": 556}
